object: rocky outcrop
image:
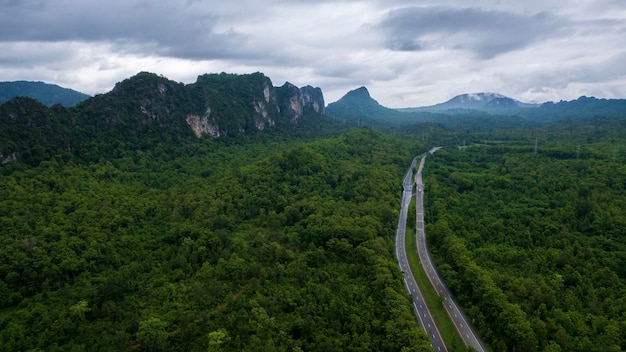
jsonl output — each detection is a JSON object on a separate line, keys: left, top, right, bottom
{"left": 275, "top": 82, "right": 325, "bottom": 123}
{"left": 253, "top": 100, "right": 274, "bottom": 131}
{"left": 69, "top": 72, "right": 326, "bottom": 140}
{"left": 186, "top": 108, "right": 220, "bottom": 138}
{"left": 301, "top": 85, "right": 325, "bottom": 115}
{"left": 186, "top": 73, "right": 325, "bottom": 138}
{"left": 251, "top": 80, "right": 275, "bottom": 131}
{"left": 1, "top": 151, "right": 19, "bottom": 164}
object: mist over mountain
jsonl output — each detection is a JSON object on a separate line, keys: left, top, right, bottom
{"left": 3, "top": 73, "right": 626, "bottom": 167}
{"left": 0, "top": 81, "right": 91, "bottom": 107}
{"left": 2, "top": 69, "right": 626, "bottom": 352}
{"left": 325, "top": 87, "right": 526, "bottom": 130}
{"left": 398, "top": 92, "right": 540, "bottom": 112}
{"left": 326, "top": 87, "right": 626, "bottom": 130}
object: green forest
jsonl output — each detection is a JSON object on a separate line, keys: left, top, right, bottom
{"left": 0, "top": 128, "right": 432, "bottom": 351}
{"left": 424, "top": 123, "right": 626, "bottom": 351}
{"left": 2, "top": 71, "right": 626, "bottom": 352}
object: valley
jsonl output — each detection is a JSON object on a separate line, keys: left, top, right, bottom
{"left": 1, "top": 72, "right": 625, "bottom": 351}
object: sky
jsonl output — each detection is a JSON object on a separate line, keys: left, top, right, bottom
{"left": 1, "top": 0, "right": 625, "bottom": 108}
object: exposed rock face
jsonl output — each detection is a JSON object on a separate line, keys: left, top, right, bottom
{"left": 186, "top": 108, "right": 220, "bottom": 138}
{"left": 184, "top": 74, "right": 325, "bottom": 138}
{"left": 140, "top": 98, "right": 158, "bottom": 120}
{"left": 276, "top": 82, "right": 325, "bottom": 123}
{"left": 263, "top": 83, "right": 271, "bottom": 103}
{"left": 1, "top": 152, "right": 19, "bottom": 164}
{"left": 157, "top": 83, "right": 167, "bottom": 95}
{"left": 84, "top": 72, "right": 326, "bottom": 139}
{"left": 300, "top": 85, "right": 325, "bottom": 115}
{"left": 250, "top": 80, "right": 276, "bottom": 131}
{"left": 253, "top": 100, "right": 274, "bottom": 130}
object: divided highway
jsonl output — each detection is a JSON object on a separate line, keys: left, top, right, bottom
{"left": 397, "top": 149, "right": 488, "bottom": 352}
{"left": 395, "top": 156, "right": 447, "bottom": 352}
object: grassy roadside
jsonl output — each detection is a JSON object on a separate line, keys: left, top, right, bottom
{"left": 406, "top": 197, "right": 470, "bottom": 352}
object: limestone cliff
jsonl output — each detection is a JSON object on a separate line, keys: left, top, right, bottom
{"left": 0, "top": 72, "right": 330, "bottom": 165}
{"left": 185, "top": 73, "right": 325, "bottom": 138}
{"left": 275, "top": 83, "right": 325, "bottom": 124}
{"left": 80, "top": 71, "right": 326, "bottom": 139}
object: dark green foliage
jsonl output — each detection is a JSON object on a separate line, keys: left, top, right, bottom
{"left": 0, "top": 72, "right": 345, "bottom": 167}
{"left": 0, "top": 129, "right": 431, "bottom": 351}
{"left": 325, "top": 87, "right": 467, "bottom": 129}
{"left": 326, "top": 87, "right": 626, "bottom": 134}
{"left": 531, "top": 96, "right": 626, "bottom": 122}
{"left": 0, "top": 81, "right": 90, "bottom": 107}
{"left": 425, "top": 138, "right": 626, "bottom": 352}
{"left": 0, "top": 97, "right": 72, "bottom": 166}
{"left": 325, "top": 86, "right": 404, "bottom": 124}
{"left": 7, "top": 69, "right": 625, "bottom": 352}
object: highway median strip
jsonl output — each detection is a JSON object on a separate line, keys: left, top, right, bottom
{"left": 406, "top": 197, "right": 470, "bottom": 352}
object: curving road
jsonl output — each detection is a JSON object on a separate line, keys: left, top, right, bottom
{"left": 413, "top": 149, "right": 488, "bottom": 352}
{"left": 396, "top": 156, "right": 448, "bottom": 352}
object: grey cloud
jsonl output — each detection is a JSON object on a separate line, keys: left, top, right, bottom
{"left": 1, "top": 0, "right": 624, "bottom": 106}
{"left": 548, "top": 51, "right": 626, "bottom": 87}
{"left": 0, "top": 1, "right": 254, "bottom": 60}
{"left": 379, "top": 6, "right": 567, "bottom": 58}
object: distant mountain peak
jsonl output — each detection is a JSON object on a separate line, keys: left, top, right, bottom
{"left": 325, "top": 86, "right": 404, "bottom": 124}
{"left": 485, "top": 96, "right": 519, "bottom": 108}
{"left": 349, "top": 86, "right": 371, "bottom": 98}
{"left": 331, "top": 86, "right": 380, "bottom": 107}
{"left": 399, "top": 92, "right": 540, "bottom": 112}
{"left": 457, "top": 92, "right": 505, "bottom": 101}
{"left": 0, "top": 80, "right": 90, "bottom": 107}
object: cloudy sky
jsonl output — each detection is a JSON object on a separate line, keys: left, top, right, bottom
{"left": 1, "top": 0, "right": 625, "bottom": 107}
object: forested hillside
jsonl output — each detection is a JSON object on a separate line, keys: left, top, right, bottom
{"left": 424, "top": 126, "right": 626, "bottom": 351}
{"left": 0, "top": 129, "right": 432, "bottom": 351}
{"left": 3, "top": 69, "right": 626, "bottom": 352}
{"left": 326, "top": 86, "right": 626, "bottom": 133}
{"left": 0, "top": 72, "right": 336, "bottom": 167}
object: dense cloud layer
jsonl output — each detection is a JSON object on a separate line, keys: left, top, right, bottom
{"left": 379, "top": 7, "right": 566, "bottom": 58}
{"left": 1, "top": 0, "right": 625, "bottom": 106}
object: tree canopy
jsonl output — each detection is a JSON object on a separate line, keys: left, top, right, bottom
{"left": 0, "top": 128, "right": 432, "bottom": 352}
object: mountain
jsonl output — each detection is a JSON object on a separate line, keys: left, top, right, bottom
{"left": 327, "top": 86, "right": 626, "bottom": 133}
{"left": 325, "top": 87, "right": 527, "bottom": 130}
{"left": 78, "top": 72, "right": 327, "bottom": 138}
{"left": 399, "top": 92, "right": 539, "bottom": 112}
{"left": 0, "top": 72, "right": 334, "bottom": 166}
{"left": 325, "top": 86, "right": 403, "bottom": 123}
{"left": 0, "top": 81, "right": 91, "bottom": 107}
{"left": 538, "top": 96, "right": 626, "bottom": 118}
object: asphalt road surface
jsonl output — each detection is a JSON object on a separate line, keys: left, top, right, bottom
{"left": 413, "top": 149, "right": 488, "bottom": 352}
{"left": 395, "top": 156, "right": 448, "bottom": 352}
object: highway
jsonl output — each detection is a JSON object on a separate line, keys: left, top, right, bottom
{"left": 413, "top": 149, "right": 488, "bottom": 352}
{"left": 395, "top": 156, "right": 448, "bottom": 352}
